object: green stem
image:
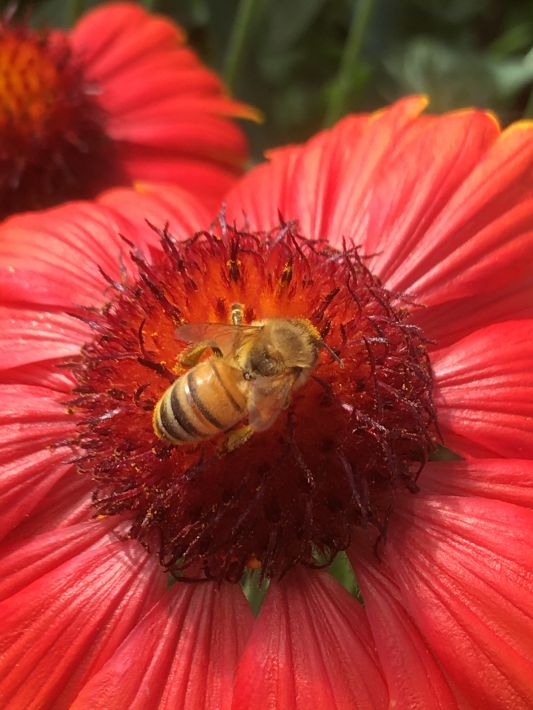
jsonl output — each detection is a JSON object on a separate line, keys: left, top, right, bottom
{"left": 68, "top": 0, "right": 85, "bottom": 25}
{"left": 223, "top": 0, "right": 259, "bottom": 92}
{"left": 523, "top": 87, "right": 533, "bottom": 119}
{"left": 324, "top": 0, "right": 375, "bottom": 126}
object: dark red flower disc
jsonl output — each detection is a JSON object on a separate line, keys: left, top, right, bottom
{"left": 0, "top": 20, "right": 120, "bottom": 218}
{"left": 69, "top": 220, "right": 437, "bottom": 582}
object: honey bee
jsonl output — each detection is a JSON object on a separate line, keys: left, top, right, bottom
{"left": 153, "top": 303, "right": 339, "bottom": 448}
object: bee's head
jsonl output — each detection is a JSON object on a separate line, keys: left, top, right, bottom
{"left": 247, "top": 340, "right": 285, "bottom": 377}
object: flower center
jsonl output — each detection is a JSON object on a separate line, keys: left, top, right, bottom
{"left": 0, "top": 21, "right": 119, "bottom": 218}
{"left": 0, "top": 32, "right": 60, "bottom": 135}
{"left": 69, "top": 221, "right": 437, "bottom": 582}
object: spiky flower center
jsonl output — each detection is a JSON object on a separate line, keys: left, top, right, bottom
{"left": 0, "top": 32, "right": 61, "bottom": 134}
{"left": 69, "top": 221, "right": 437, "bottom": 582}
{"left": 0, "top": 20, "right": 119, "bottom": 217}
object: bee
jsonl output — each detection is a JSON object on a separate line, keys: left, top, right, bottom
{"left": 153, "top": 303, "right": 340, "bottom": 448}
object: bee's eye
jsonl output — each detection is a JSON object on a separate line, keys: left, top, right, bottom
{"left": 259, "top": 359, "right": 279, "bottom": 376}
{"left": 250, "top": 346, "right": 280, "bottom": 376}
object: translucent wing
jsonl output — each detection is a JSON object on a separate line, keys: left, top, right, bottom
{"left": 176, "top": 323, "right": 261, "bottom": 357}
{"left": 247, "top": 373, "right": 296, "bottom": 432}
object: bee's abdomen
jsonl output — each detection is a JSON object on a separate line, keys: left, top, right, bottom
{"left": 153, "top": 359, "right": 246, "bottom": 444}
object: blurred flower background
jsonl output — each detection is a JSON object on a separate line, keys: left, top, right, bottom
{"left": 22, "top": 0, "right": 533, "bottom": 157}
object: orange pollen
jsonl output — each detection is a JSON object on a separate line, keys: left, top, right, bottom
{"left": 0, "top": 33, "right": 60, "bottom": 136}
{"left": 246, "top": 557, "right": 263, "bottom": 570}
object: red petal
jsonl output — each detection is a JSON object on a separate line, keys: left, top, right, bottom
{"left": 115, "top": 94, "right": 252, "bottom": 122}
{"left": 421, "top": 459, "right": 533, "bottom": 508}
{"left": 0, "top": 189, "right": 209, "bottom": 310}
{"left": 226, "top": 103, "right": 533, "bottom": 349}
{"left": 98, "top": 183, "right": 211, "bottom": 242}
{"left": 0, "top": 384, "right": 73, "bottom": 459}
{"left": 0, "top": 384, "right": 75, "bottom": 540}
{"left": 225, "top": 144, "right": 302, "bottom": 231}
{"left": 0, "top": 450, "right": 72, "bottom": 543}
{"left": 71, "top": 582, "right": 253, "bottom": 709}
{"left": 411, "top": 277, "right": 533, "bottom": 349}
{"left": 387, "top": 118, "right": 533, "bottom": 346}
{"left": 98, "top": 63, "right": 223, "bottom": 114}
{"left": 385, "top": 121, "right": 533, "bottom": 303}
{"left": 123, "top": 159, "right": 243, "bottom": 213}
{"left": 70, "top": 4, "right": 185, "bottom": 82}
{"left": 432, "top": 320, "right": 533, "bottom": 457}
{"left": 352, "top": 545, "right": 456, "bottom": 709}
{"left": 384, "top": 492, "right": 533, "bottom": 708}
{"left": 0, "top": 202, "right": 134, "bottom": 309}
{"left": 1, "top": 468, "right": 93, "bottom": 547}
{"left": 0, "top": 360, "right": 75, "bottom": 391}
{"left": 111, "top": 115, "right": 247, "bottom": 165}
{"left": 225, "top": 96, "right": 427, "bottom": 235}
{"left": 0, "top": 307, "right": 89, "bottom": 371}
{"left": 0, "top": 535, "right": 166, "bottom": 708}
{"left": 70, "top": 3, "right": 253, "bottom": 209}
{"left": 0, "top": 520, "right": 112, "bottom": 602}
{"left": 359, "top": 110, "right": 499, "bottom": 280}
{"left": 233, "top": 568, "right": 388, "bottom": 710}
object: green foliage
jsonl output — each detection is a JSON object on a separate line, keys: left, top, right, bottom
{"left": 23, "top": 0, "right": 533, "bottom": 158}
{"left": 241, "top": 570, "right": 269, "bottom": 616}
{"left": 326, "top": 551, "right": 362, "bottom": 602}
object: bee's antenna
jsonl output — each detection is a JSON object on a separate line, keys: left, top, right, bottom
{"left": 319, "top": 340, "right": 343, "bottom": 367}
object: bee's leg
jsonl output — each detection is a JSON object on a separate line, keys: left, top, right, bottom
{"left": 224, "top": 424, "right": 253, "bottom": 452}
{"left": 179, "top": 341, "right": 222, "bottom": 368}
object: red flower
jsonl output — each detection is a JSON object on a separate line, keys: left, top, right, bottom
{"left": 0, "top": 3, "right": 255, "bottom": 219}
{"left": 0, "top": 97, "right": 532, "bottom": 708}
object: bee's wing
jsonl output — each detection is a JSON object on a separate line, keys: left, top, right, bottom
{"left": 176, "top": 323, "right": 261, "bottom": 356}
{"left": 247, "top": 373, "right": 296, "bottom": 432}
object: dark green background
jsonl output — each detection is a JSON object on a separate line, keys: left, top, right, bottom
{"left": 21, "top": 0, "right": 533, "bottom": 162}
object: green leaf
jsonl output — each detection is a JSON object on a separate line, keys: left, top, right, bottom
{"left": 241, "top": 570, "right": 270, "bottom": 615}
{"left": 327, "top": 551, "right": 362, "bottom": 601}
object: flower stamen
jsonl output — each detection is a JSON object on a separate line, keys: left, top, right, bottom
{"left": 67, "top": 219, "right": 438, "bottom": 582}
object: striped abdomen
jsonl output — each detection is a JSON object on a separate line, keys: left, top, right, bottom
{"left": 153, "top": 359, "right": 247, "bottom": 444}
